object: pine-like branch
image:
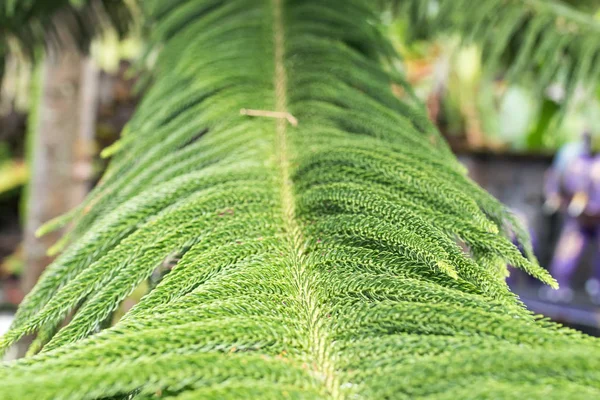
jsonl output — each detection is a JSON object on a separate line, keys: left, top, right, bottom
{"left": 0, "top": 1, "right": 598, "bottom": 399}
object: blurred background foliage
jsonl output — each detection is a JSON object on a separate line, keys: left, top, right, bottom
{"left": 388, "top": 0, "right": 600, "bottom": 152}
{"left": 0, "top": 1, "right": 142, "bottom": 317}
{"left": 0, "top": 0, "right": 142, "bottom": 198}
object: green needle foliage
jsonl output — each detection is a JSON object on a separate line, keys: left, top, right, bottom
{"left": 2, "top": 0, "right": 600, "bottom": 398}
{"left": 399, "top": 0, "right": 600, "bottom": 102}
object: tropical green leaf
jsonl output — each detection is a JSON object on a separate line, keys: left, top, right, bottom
{"left": 1, "top": 0, "right": 599, "bottom": 399}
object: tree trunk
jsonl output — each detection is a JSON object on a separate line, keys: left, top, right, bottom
{"left": 22, "top": 38, "right": 97, "bottom": 302}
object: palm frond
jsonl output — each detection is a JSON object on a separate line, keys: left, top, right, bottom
{"left": 398, "top": 0, "right": 600, "bottom": 102}
{"left": 1, "top": 0, "right": 599, "bottom": 398}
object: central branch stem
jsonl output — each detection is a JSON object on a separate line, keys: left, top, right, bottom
{"left": 271, "top": 0, "right": 340, "bottom": 397}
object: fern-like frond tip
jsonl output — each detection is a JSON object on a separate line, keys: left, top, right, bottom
{"left": 437, "top": 261, "right": 459, "bottom": 279}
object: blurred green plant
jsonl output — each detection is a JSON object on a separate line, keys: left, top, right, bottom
{"left": 390, "top": 0, "right": 600, "bottom": 152}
